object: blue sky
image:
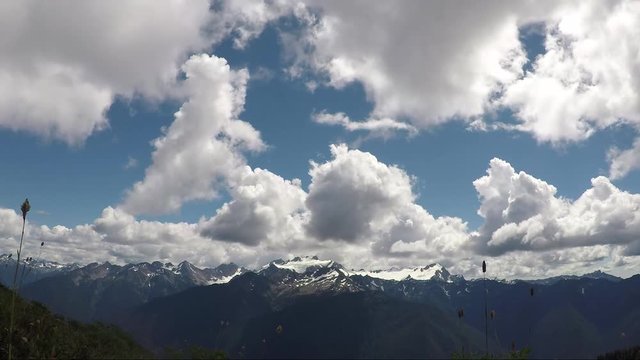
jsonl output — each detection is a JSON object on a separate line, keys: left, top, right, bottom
{"left": 1, "top": 1, "right": 640, "bottom": 279}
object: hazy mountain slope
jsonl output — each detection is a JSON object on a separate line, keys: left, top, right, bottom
{"left": 21, "top": 261, "right": 246, "bottom": 322}
{"left": 238, "top": 291, "right": 485, "bottom": 359}
{"left": 9, "top": 255, "right": 639, "bottom": 359}
{"left": 428, "top": 276, "right": 640, "bottom": 358}
{"left": 0, "top": 254, "right": 77, "bottom": 287}
{"left": 118, "top": 273, "right": 485, "bottom": 359}
{"left": 531, "top": 305, "right": 603, "bottom": 359}
{"left": 117, "top": 272, "right": 272, "bottom": 352}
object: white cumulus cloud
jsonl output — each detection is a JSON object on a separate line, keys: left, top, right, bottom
{"left": 285, "top": 1, "right": 549, "bottom": 129}
{"left": 501, "top": 1, "right": 640, "bottom": 143}
{"left": 0, "top": 0, "right": 302, "bottom": 145}
{"left": 199, "top": 166, "right": 307, "bottom": 247}
{"left": 306, "top": 144, "right": 415, "bottom": 242}
{"left": 121, "top": 54, "right": 265, "bottom": 215}
{"left": 0, "top": 0, "right": 214, "bottom": 145}
{"left": 472, "top": 158, "right": 640, "bottom": 256}
{"left": 608, "top": 138, "right": 640, "bottom": 180}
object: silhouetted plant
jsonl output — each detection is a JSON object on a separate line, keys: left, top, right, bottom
{"left": 528, "top": 286, "right": 535, "bottom": 345}
{"left": 489, "top": 309, "right": 502, "bottom": 351}
{"left": 8, "top": 198, "right": 30, "bottom": 360}
{"left": 482, "top": 260, "right": 488, "bottom": 356}
{"left": 597, "top": 345, "right": 640, "bottom": 360}
{"left": 457, "top": 308, "right": 466, "bottom": 354}
{"left": 17, "top": 257, "right": 29, "bottom": 290}
{"left": 20, "top": 241, "right": 45, "bottom": 289}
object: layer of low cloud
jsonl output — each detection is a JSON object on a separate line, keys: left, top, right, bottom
{"left": 3, "top": 148, "right": 640, "bottom": 278}
{"left": 473, "top": 158, "right": 640, "bottom": 257}
{"left": 312, "top": 112, "right": 417, "bottom": 137}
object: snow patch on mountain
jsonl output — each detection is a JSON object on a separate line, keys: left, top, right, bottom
{"left": 352, "top": 264, "right": 451, "bottom": 282}
{"left": 209, "top": 268, "right": 245, "bottom": 285}
{"left": 265, "top": 256, "right": 343, "bottom": 274}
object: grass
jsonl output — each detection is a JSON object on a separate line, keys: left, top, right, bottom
{"left": 596, "top": 345, "right": 640, "bottom": 360}
{"left": 2, "top": 198, "right": 150, "bottom": 359}
{"left": 8, "top": 198, "right": 30, "bottom": 359}
{"left": 0, "top": 283, "right": 151, "bottom": 358}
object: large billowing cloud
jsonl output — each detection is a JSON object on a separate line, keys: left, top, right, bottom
{"left": 285, "top": 1, "right": 550, "bottom": 128}
{"left": 2, "top": 0, "right": 640, "bottom": 277}
{"left": 306, "top": 144, "right": 415, "bottom": 242}
{"left": 3, "top": 149, "right": 640, "bottom": 278}
{"left": 501, "top": 1, "right": 640, "bottom": 143}
{"left": 289, "top": 1, "right": 640, "bottom": 142}
{"left": 304, "top": 144, "right": 470, "bottom": 268}
{"left": 0, "top": 0, "right": 213, "bottom": 144}
{"left": 121, "top": 54, "right": 265, "bottom": 215}
{"left": 199, "top": 166, "right": 307, "bottom": 246}
{"left": 281, "top": 1, "right": 640, "bottom": 177}
{"left": 0, "top": 0, "right": 300, "bottom": 145}
{"left": 472, "top": 158, "right": 640, "bottom": 256}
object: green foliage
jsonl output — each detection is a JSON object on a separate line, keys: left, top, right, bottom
{"left": 597, "top": 346, "right": 640, "bottom": 360}
{"left": 0, "top": 284, "right": 150, "bottom": 359}
{"left": 508, "top": 347, "right": 531, "bottom": 359}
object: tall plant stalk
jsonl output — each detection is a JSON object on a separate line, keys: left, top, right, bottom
{"left": 482, "top": 260, "right": 488, "bottom": 357}
{"left": 8, "top": 198, "right": 30, "bottom": 360}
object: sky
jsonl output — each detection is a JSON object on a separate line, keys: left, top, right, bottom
{"left": 1, "top": 0, "right": 640, "bottom": 279}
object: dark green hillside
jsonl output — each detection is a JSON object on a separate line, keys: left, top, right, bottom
{"left": 118, "top": 272, "right": 273, "bottom": 353}
{"left": 118, "top": 273, "right": 486, "bottom": 359}
{"left": 531, "top": 305, "right": 603, "bottom": 358}
{"left": 0, "top": 284, "right": 150, "bottom": 359}
{"left": 239, "top": 291, "right": 486, "bottom": 359}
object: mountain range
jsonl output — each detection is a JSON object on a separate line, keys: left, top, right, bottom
{"left": 0, "top": 255, "right": 245, "bottom": 322}
{"left": 1, "top": 254, "right": 638, "bottom": 358}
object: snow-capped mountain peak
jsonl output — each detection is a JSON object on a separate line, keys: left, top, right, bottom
{"left": 352, "top": 263, "right": 454, "bottom": 282}
{"left": 267, "top": 256, "right": 340, "bottom": 274}
{"left": 258, "top": 256, "right": 359, "bottom": 296}
{"left": 0, "top": 254, "right": 79, "bottom": 285}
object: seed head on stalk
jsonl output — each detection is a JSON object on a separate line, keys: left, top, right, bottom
{"left": 21, "top": 199, "right": 30, "bottom": 220}
{"left": 482, "top": 260, "right": 488, "bottom": 356}
{"left": 9, "top": 198, "right": 31, "bottom": 360}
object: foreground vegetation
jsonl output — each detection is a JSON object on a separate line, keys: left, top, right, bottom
{"left": 597, "top": 346, "right": 640, "bottom": 360}
{"left": 0, "top": 283, "right": 150, "bottom": 359}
